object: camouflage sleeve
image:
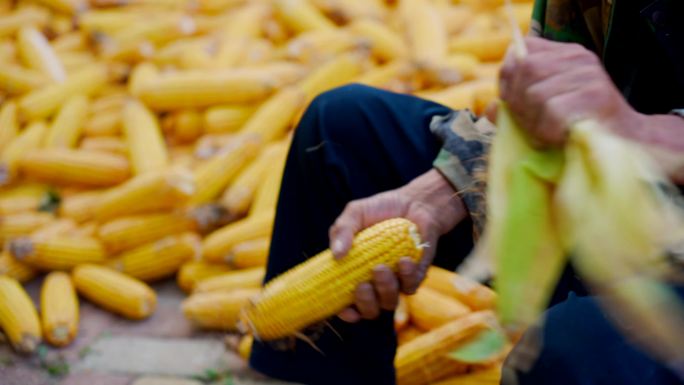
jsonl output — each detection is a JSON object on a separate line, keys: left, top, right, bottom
{"left": 430, "top": 111, "right": 495, "bottom": 240}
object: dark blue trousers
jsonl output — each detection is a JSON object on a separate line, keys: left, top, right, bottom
{"left": 249, "top": 84, "right": 684, "bottom": 385}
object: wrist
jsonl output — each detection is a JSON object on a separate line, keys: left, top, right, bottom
{"left": 402, "top": 169, "right": 467, "bottom": 235}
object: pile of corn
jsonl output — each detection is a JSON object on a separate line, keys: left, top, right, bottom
{"left": 0, "top": 0, "right": 527, "bottom": 381}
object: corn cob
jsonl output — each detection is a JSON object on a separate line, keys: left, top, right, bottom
{"left": 72, "top": 222, "right": 98, "bottom": 238}
{"left": 136, "top": 70, "right": 276, "bottom": 110}
{"left": 430, "top": 366, "right": 502, "bottom": 385}
{"left": 182, "top": 288, "right": 259, "bottom": 331}
{"left": 395, "top": 311, "right": 495, "bottom": 385}
{"left": 17, "top": 26, "right": 67, "bottom": 82}
{"left": 0, "top": 276, "right": 41, "bottom": 353}
{"left": 90, "top": 92, "right": 127, "bottom": 115}
{"left": 355, "top": 61, "right": 415, "bottom": 91}
{"left": 84, "top": 109, "right": 121, "bottom": 137}
{"left": 41, "top": 271, "right": 79, "bottom": 347}
{"left": 177, "top": 261, "right": 232, "bottom": 293}
{"left": 80, "top": 137, "right": 128, "bottom": 155}
{"left": 95, "top": 169, "right": 195, "bottom": 221}
{"left": 418, "top": 54, "right": 480, "bottom": 88}
{"left": 239, "top": 87, "right": 306, "bottom": 142}
{"left": 424, "top": 266, "right": 496, "bottom": 311}
{"left": 285, "top": 29, "right": 361, "bottom": 64}
{"left": 397, "top": 326, "right": 422, "bottom": 346}
{"left": 52, "top": 32, "right": 86, "bottom": 52}
{"left": 189, "top": 136, "right": 261, "bottom": 206}
{"left": 274, "top": 0, "right": 336, "bottom": 34}
{"left": 32, "top": 218, "right": 78, "bottom": 239}
{"left": 0, "top": 6, "right": 50, "bottom": 38}
{"left": 315, "top": 0, "right": 388, "bottom": 23}
{"left": 34, "top": 0, "right": 82, "bottom": 14}
{"left": 0, "top": 212, "right": 54, "bottom": 244}
{"left": 0, "top": 251, "right": 37, "bottom": 283}
{"left": 395, "top": 294, "right": 409, "bottom": 332}
{"left": 416, "top": 84, "right": 475, "bottom": 111}
{"left": 20, "top": 149, "right": 130, "bottom": 187}
{"left": 400, "top": 0, "right": 448, "bottom": 65}
{"left": 44, "top": 95, "right": 89, "bottom": 148}
{"left": 0, "top": 184, "right": 50, "bottom": 215}
{"left": 249, "top": 149, "right": 288, "bottom": 215}
{"left": 128, "top": 61, "right": 159, "bottom": 95}
{"left": 0, "top": 121, "right": 47, "bottom": 185}
{"left": 172, "top": 110, "right": 203, "bottom": 143}
{"left": 0, "top": 65, "right": 47, "bottom": 95}
{"left": 227, "top": 238, "right": 270, "bottom": 269}
{"left": 203, "top": 105, "right": 256, "bottom": 134}
{"left": 449, "top": 32, "right": 511, "bottom": 62}
{"left": 203, "top": 211, "right": 275, "bottom": 263}
{"left": 108, "top": 233, "right": 199, "bottom": 282}
{"left": 122, "top": 99, "right": 169, "bottom": 175}
{"left": 239, "top": 218, "right": 423, "bottom": 340}
{"left": 349, "top": 19, "right": 408, "bottom": 62}
{"left": 98, "top": 212, "right": 197, "bottom": 253}
{"left": 9, "top": 235, "right": 107, "bottom": 271}
{"left": 59, "top": 190, "right": 104, "bottom": 223}
{"left": 299, "top": 53, "right": 367, "bottom": 100}
{"left": 72, "top": 264, "right": 157, "bottom": 320}
{"left": 18, "top": 64, "right": 109, "bottom": 120}
{"left": 238, "top": 334, "right": 253, "bottom": 360}
{"left": 407, "top": 287, "right": 471, "bottom": 331}
{"left": 0, "top": 101, "right": 18, "bottom": 153}
{"left": 193, "top": 267, "right": 265, "bottom": 294}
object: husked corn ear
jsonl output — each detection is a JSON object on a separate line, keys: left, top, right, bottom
{"left": 122, "top": 100, "right": 169, "bottom": 175}
{"left": 20, "top": 149, "right": 130, "bottom": 187}
{"left": 41, "top": 271, "right": 79, "bottom": 347}
{"left": 356, "top": 61, "right": 415, "bottom": 91}
{"left": 59, "top": 190, "right": 104, "bottom": 223}
{"left": 395, "top": 295, "right": 409, "bottom": 332}
{"left": 189, "top": 136, "right": 261, "bottom": 206}
{"left": 10, "top": 235, "right": 107, "bottom": 271}
{"left": 52, "top": 32, "right": 86, "bottom": 52}
{"left": 108, "top": 233, "right": 200, "bottom": 282}
{"left": 204, "top": 105, "right": 256, "bottom": 134}
{"left": 0, "top": 7, "right": 49, "bottom": 38}
{"left": 83, "top": 109, "right": 121, "bottom": 137}
{"left": 203, "top": 210, "right": 275, "bottom": 263}
{"left": 128, "top": 62, "right": 159, "bottom": 95}
{"left": 18, "top": 65, "right": 108, "bottom": 120}
{"left": 227, "top": 238, "right": 270, "bottom": 269}
{"left": 395, "top": 311, "right": 495, "bottom": 385}
{"left": 0, "top": 102, "right": 18, "bottom": 153}
{"left": 137, "top": 70, "right": 276, "bottom": 110}
{"left": 349, "top": 19, "right": 408, "bottom": 61}
{"left": 400, "top": 0, "right": 448, "bottom": 64}
{"left": 424, "top": 266, "right": 496, "bottom": 311}
{"left": 0, "top": 121, "right": 47, "bottom": 185}
{"left": 17, "top": 26, "right": 67, "bottom": 82}
{"left": 95, "top": 169, "right": 195, "bottom": 221}
{"left": 0, "top": 252, "right": 37, "bottom": 283}
{"left": 72, "top": 264, "right": 157, "bottom": 320}
{"left": 182, "top": 288, "right": 259, "bottom": 331}
{"left": 238, "top": 334, "right": 253, "bottom": 360}
{"left": 299, "top": 53, "right": 367, "bottom": 100}
{"left": 397, "top": 326, "right": 422, "bottom": 346}
{"left": 98, "top": 212, "right": 197, "bottom": 253}
{"left": 177, "top": 261, "right": 231, "bottom": 293}
{"left": 239, "top": 87, "right": 306, "bottom": 142}
{"left": 450, "top": 32, "right": 511, "bottom": 62}
{"left": 0, "top": 276, "right": 41, "bottom": 353}
{"left": 32, "top": 218, "right": 78, "bottom": 239}
{"left": 407, "top": 287, "right": 470, "bottom": 331}
{"left": 416, "top": 83, "right": 475, "bottom": 111}
{"left": 418, "top": 54, "right": 480, "bottom": 88}
{"left": 0, "top": 65, "right": 47, "bottom": 95}
{"left": 274, "top": 0, "right": 336, "bottom": 34}
{"left": 0, "top": 212, "right": 54, "bottom": 244}
{"left": 172, "top": 110, "right": 203, "bottom": 143}
{"left": 44, "top": 95, "right": 89, "bottom": 148}
{"left": 194, "top": 267, "right": 264, "bottom": 294}
{"left": 249, "top": 149, "right": 288, "bottom": 215}
{"left": 285, "top": 29, "right": 361, "bottom": 64}
{"left": 80, "top": 137, "right": 128, "bottom": 155}
{"left": 240, "top": 218, "right": 423, "bottom": 340}
{"left": 34, "top": 0, "right": 81, "bottom": 14}
{"left": 430, "top": 366, "right": 502, "bottom": 385}
{"left": 0, "top": 183, "right": 49, "bottom": 215}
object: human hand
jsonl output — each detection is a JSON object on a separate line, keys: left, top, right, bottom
{"left": 330, "top": 169, "right": 467, "bottom": 323}
{"left": 499, "top": 37, "right": 642, "bottom": 147}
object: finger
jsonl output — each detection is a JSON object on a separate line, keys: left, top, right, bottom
{"left": 355, "top": 282, "right": 381, "bottom": 320}
{"left": 397, "top": 257, "right": 419, "bottom": 294}
{"left": 372, "top": 264, "right": 400, "bottom": 311}
{"left": 329, "top": 202, "right": 364, "bottom": 259}
{"left": 338, "top": 307, "right": 361, "bottom": 323}
{"left": 523, "top": 36, "right": 573, "bottom": 53}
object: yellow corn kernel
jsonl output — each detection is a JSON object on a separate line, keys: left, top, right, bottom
{"left": 9, "top": 235, "right": 107, "bottom": 271}
{"left": 395, "top": 295, "right": 409, "bottom": 332}
{"left": 400, "top": 0, "right": 448, "bottom": 64}
{"left": 349, "top": 19, "right": 408, "bottom": 62}
{"left": 0, "top": 6, "right": 50, "bottom": 38}
{"left": 423, "top": 266, "right": 497, "bottom": 311}
{"left": 18, "top": 64, "right": 108, "bottom": 120}
{"left": 17, "top": 26, "right": 66, "bottom": 83}
{"left": 397, "top": 326, "right": 422, "bottom": 346}
{"left": 59, "top": 190, "right": 103, "bottom": 223}
{"left": 239, "top": 87, "right": 306, "bottom": 142}
{"left": 72, "top": 264, "right": 157, "bottom": 320}
{"left": 177, "top": 261, "right": 232, "bottom": 293}
{"left": 109, "top": 233, "right": 200, "bottom": 282}
{"left": 429, "top": 366, "right": 502, "bottom": 385}
{"left": 0, "top": 121, "right": 47, "bottom": 185}
{"left": 32, "top": 218, "right": 78, "bottom": 239}
{"left": 274, "top": 0, "right": 336, "bottom": 34}
{"left": 20, "top": 149, "right": 130, "bottom": 187}
{"left": 0, "top": 65, "right": 47, "bottom": 95}
{"left": 299, "top": 53, "right": 367, "bottom": 100}
{"left": 239, "top": 218, "right": 424, "bottom": 340}
{"left": 0, "top": 276, "right": 41, "bottom": 353}
{"left": 44, "top": 95, "right": 89, "bottom": 148}
{"left": 0, "top": 251, "right": 37, "bottom": 283}
{"left": 41, "top": 271, "right": 78, "bottom": 347}
{"left": 0, "top": 184, "right": 50, "bottom": 215}
{"left": 182, "top": 288, "right": 259, "bottom": 331}
{"left": 0, "top": 101, "right": 18, "bottom": 152}
{"left": 80, "top": 137, "right": 128, "bottom": 155}
{"left": 407, "top": 287, "right": 471, "bottom": 331}
{"left": 228, "top": 238, "right": 270, "bottom": 269}
{"left": 450, "top": 32, "right": 511, "bottom": 62}
{"left": 137, "top": 70, "right": 275, "bottom": 110}
{"left": 202, "top": 211, "right": 275, "bottom": 263}
{"left": 0, "top": 212, "right": 54, "bottom": 244}
{"left": 84, "top": 109, "right": 121, "bottom": 137}
{"left": 128, "top": 61, "right": 159, "bottom": 96}
{"left": 222, "top": 143, "right": 288, "bottom": 215}
{"left": 172, "top": 110, "right": 203, "bottom": 143}
{"left": 189, "top": 136, "right": 261, "bottom": 206}
{"left": 193, "top": 267, "right": 265, "bottom": 294}
{"left": 98, "top": 213, "right": 197, "bottom": 253}
{"left": 238, "top": 334, "right": 253, "bottom": 360}
{"left": 249, "top": 145, "right": 289, "bottom": 215}
{"left": 395, "top": 311, "right": 495, "bottom": 385}
{"left": 203, "top": 105, "right": 256, "bottom": 134}
{"left": 122, "top": 100, "right": 169, "bottom": 175}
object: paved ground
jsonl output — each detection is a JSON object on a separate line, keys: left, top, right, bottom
{"left": 0, "top": 278, "right": 297, "bottom": 385}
